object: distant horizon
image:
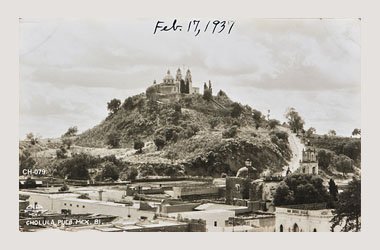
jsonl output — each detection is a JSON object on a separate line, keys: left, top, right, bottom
{"left": 20, "top": 19, "right": 360, "bottom": 139}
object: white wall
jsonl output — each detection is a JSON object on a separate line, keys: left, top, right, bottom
{"left": 275, "top": 207, "right": 341, "bottom": 232}
{"left": 169, "top": 210, "right": 235, "bottom": 232}
{"left": 21, "top": 191, "right": 155, "bottom": 220}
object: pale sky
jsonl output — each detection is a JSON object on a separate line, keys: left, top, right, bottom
{"left": 19, "top": 18, "right": 360, "bottom": 138}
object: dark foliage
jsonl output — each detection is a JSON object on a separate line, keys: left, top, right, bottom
{"left": 19, "top": 150, "right": 36, "bottom": 175}
{"left": 268, "top": 119, "right": 280, "bottom": 129}
{"left": 107, "top": 132, "right": 120, "bottom": 148}
{"left": 231, "top": 102, "right": 244, "bottom": 118}
{"left": 331, "top": 177, "right": 361, "bottom": 232}
{"left": 101, "top": 162, "right": 120, "bottom": 181}
{"left": 134, "top": 139, "right": 145, "bottom": 153}
{"left": 154, "top": 136, "right": 166, "bottom": 150}
{"left": 310, "top": 135, "right": 361, "bottom": 164}
{"left": 62, "top": 126, "right": 78, "bottom": 137}
{"left": 203, "top": 89, "right": 212, "bottom": 101}
{"left": 285, "top": 107, "right": 305, "bottom": 133}
{"left": 273, "top": 174, "right": 330, "bottom": 206}
{"left": 328, "top": 178, "right": 338, "bottom": 201}
{"left": 107, "top": 98, "right": 121, "bottom": 115}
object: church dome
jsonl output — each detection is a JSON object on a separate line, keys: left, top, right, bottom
{"left": 163, "top": 70, "right": 174, "bottom": 83}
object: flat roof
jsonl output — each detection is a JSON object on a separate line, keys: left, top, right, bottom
{"left": 169, "top": 209, "right": 235, "bottom": 216}
{"left": 195, "top": 203, "right": 248, "bottom": 211}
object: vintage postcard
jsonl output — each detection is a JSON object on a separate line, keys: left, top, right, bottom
{"left": 19, "top": 18, "right": 361, "bottom": 232}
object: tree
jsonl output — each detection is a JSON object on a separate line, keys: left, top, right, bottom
{"left": 146, "top": 85, "right": 158, "bottom": 100}
{"left": 180, "top": 79, "right": 186, "bottom": 94}
{"left": 268, "top": 119, "right": 280, "bottom": 129}
{"left": 139, "top": 165, "right": 156, "bottom": 177}
{"left": 19, "top": 150, "right": 36, "bottom": 176}
{"left": 127, "top": 167, "right": 138, "bottom": 180}
{"left": 57, "top": 153, "right": 95, "bottom": 180}
{"left": 331, "top": 177, "right": 361, "bottom": 232}
{"left": 62, "top": 138, "right": 73, "bottom": 149}
{"left": 252, "top": 109, "right": 262, "bottom": 129}
{"left": 273, "top": 174, "right": 330, "bottom": 206}
{"left": 26, "top": 132, "right": 41, "bottom": 145}
{"left": 101, "top": 162, "right": 119, "bottom": 181}
{"left": 317, "top": 149, "right": 334, "bottom": 170}
{"left": 328, "top": 179, "right": 338, "bottom": 201}
{"left": 107, "top": 98, "right": 121, "bottom": 115}
{"left": 231, "top": 102, "right": 243, "bottom": 118}
{"left": 26, "top": 132, "right": 34, "bottom": 141}
{"left": 134, "top": 139, "right": 145, "bottom": 154}
{"left": 203, "top": 89, "right": 212, "bottom": 101}
{"left": 107, "top": 132, "right": 120, "bottom": 148}
{"left": 306, "top": 127, "right": 316, "bottom": 138}
{"left": 285, "top": 107, "right": 305, "bottom": 133}
{"left": 154, "top": 136, "right": 166, "bottom": 150}
{"left": 328, "top": 130, "right": 337, "bottom": 137}
{"left": 56, "top": 146, "right": 67, "bottom": 159}
{"left": 273, "top": 183, "right": 294, "bottom": 206}
{"left": 332, "top": 154, "right": 353, "bottom": 176}
{"left": 123, "top": 97, "right": 134, "bottom": 111}
{"left": 63, "top": 126, "right": 78, "bottom": 137}
{"left": 217, "top": 90, "right": 227, "bottom": 97}
{"left": 352, "top": 128, "right": 361, "bottom": 138}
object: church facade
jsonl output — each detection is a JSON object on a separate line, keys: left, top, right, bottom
{"left": 152, "top": 68, "right": 200, "bottom": 95}
{"left": 296, "top": 143, "right": 319, "bottom": 175}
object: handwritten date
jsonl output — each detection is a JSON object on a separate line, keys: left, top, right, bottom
{"left": 154, "top": 19, "right": 235, "bottom": 36}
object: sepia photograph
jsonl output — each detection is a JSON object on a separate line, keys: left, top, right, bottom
{"left": 18, "top": 18, "right": 361, "bottom": 232}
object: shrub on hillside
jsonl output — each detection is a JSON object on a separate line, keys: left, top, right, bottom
{"left": 222, "top": 126, "right": 238, "bottom": 138}
{"left": 134, "top": 139, "right": 145, "bottom": 154}
{"left": 107, "top": 132, "right": 120, "bottom": 148}
{"left": 154, "top": 136, "right": 166, "bottom": 150}
{"left": 231, "top": 102, "right": 244, "bottom": 118}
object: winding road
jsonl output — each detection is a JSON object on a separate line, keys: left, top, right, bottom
{"left": 278, "top": 127, "right": 305, "bottom": 176}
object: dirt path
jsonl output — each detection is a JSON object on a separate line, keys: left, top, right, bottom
{"left": 278, "top": 127, "right": 305, "bottom": 176}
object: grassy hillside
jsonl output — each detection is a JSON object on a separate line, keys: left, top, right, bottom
{"left": 71, "top": 91, "right": 291, "bottom": 177}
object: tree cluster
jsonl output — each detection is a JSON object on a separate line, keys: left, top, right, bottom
{"left": 330, "top": 177, "right": 361, "bottom": 232}
{"left": 273, "top": 174, "right": 330, "bottom": 206}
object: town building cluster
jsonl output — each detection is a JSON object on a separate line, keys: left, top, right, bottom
{"left": 19, "top": 138, "right": 342, "bottom": 232}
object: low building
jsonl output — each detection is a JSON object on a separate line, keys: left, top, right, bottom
{"left": 20, "top": 191, "right": 156, "bottom": 220}
{"left": 275, "top": 203, "right": 342, "bottom": 232}
{"left": 172, "top": 185, "right": 221, "bottom": 200}
{"left": 168, "top": 209, "right": 235, "bottom": 232}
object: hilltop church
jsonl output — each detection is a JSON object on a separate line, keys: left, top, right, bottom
{"left": 151, "top": 68, "right": 200, "bottom": 95}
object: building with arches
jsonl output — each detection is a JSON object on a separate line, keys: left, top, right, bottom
{"left": 275, "top": 203, "right": 342, "bottom": 232}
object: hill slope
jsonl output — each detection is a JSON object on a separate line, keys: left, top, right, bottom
{"left": 74, "top": 92, "right": 292, "bottom": 177}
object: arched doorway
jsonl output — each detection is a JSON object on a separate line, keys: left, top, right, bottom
{"left": 313, "top": 228, "right": 317, "bottom": 232}
{"left": 293, "top": 223, "right": 299, "bottom": 232}
{"left": 279, "top": 225, "right": 283, "bottom": 232}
